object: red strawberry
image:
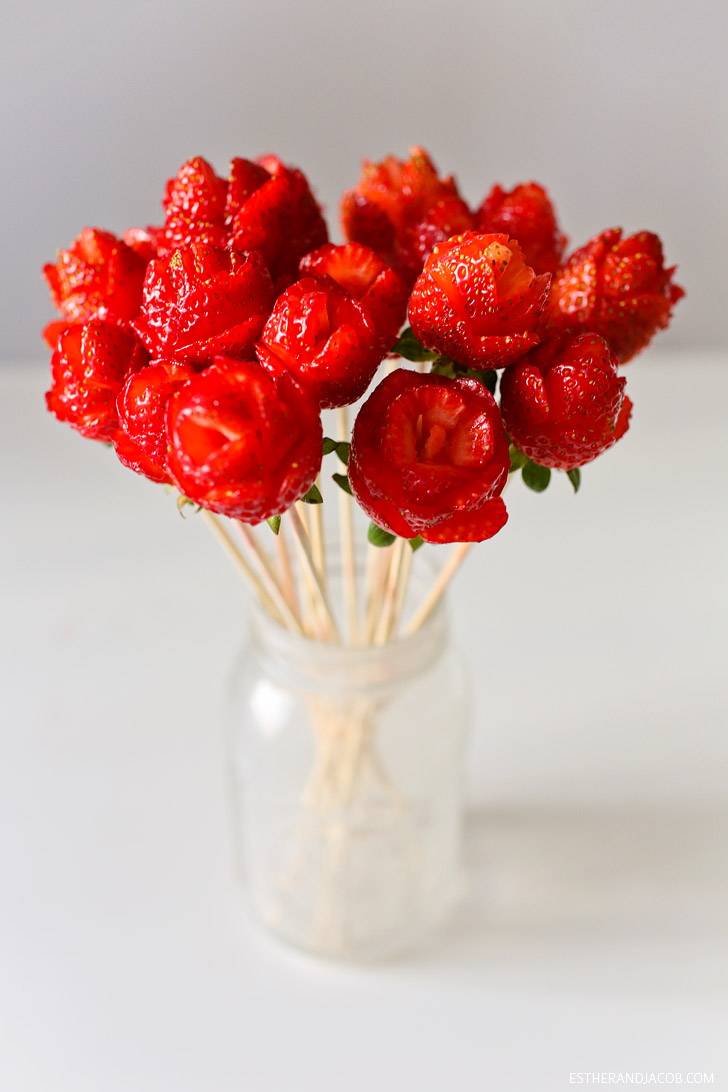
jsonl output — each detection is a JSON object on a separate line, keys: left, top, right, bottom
{"left": 499, "top": 333, "right": 632, "bottom": 469}
{"left": 258, "top": 276, "right": 379, "bottom": 409}
{"left": 544, "top": 229, "right": 684, "bottom": 362}
{"left": 158, "top": 154, "right": 329, "bottom": 286}
{"left": 161, "top": 156, "right": 228, "bottom": 254}
{"left": 121, "top": 226, "right": 165, "bottom": 263}
{"left": 44, "top": 227, "right": 147, "bottom": 326}
{"left": 115, "top": 360, "right": 195, "bottom": 482}
{"left": 408, "top": 231, "right": 551, "bottom": 369}
{"left": 341, "top": 147, "right": 475, "bottom": 286}
{"left": 476, "top": 182, "right": 567, "bottom": 275}
{"left": 133, "top": 245, "right": 274, "bottom": 367}
{"left": 45, "top": 321, "right": 148, "bottom": 441}
{"left": 349, "top": 369, "right": 510, "bottom": 543}
{"left": 166, "top": 356, "right": 323, "bottom": 522}
{"left": 299, "top": 242, "right": 408, "bottom": 353}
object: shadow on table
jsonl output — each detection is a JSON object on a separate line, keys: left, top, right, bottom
{"left": 421, "top": 806, "right": 728, "bottom": 993}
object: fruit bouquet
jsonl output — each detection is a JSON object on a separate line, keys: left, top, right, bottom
{"left": 43, "top": 148, "right": 683, "bottom": 957}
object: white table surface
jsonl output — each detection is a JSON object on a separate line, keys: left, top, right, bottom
{"left": 1, "top": 352, "right": 727, "bottom": 1092}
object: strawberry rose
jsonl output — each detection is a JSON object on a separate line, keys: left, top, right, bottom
{"left": 543, "top": 229, "right": 684, "bottom": 363}
{"left": 258, "top": 276, "right": 379, "bottom": 409}
{"left": 43, "top": 227, "right": 148, "bottom": 345}
{"left": 340, "top": 147, "right": 474, "bottom": 287}
{"left": 476, "top": 182, "right": 567, "bottom": 275}
{"left": 114, "top": 360, "right": 196, "bottom": 484}
{"left": 45, "top": 321, "right": 148, "bottom": 441}
{"left": 499, "top": 333, "right": 632, "bottom": 469}
{"left": 349, "top": 369, "right": 510, "bottom": 543}
{"left": 160, "top": 154, "right": 328, "bottom": 286}
{"left": 133, "top": 244, "right": 274, "bottom": 367}
{"left": 298, "top": 242, "right": 408, "bottom": 354}
{"left": 166, "top": 356, "right": 323, "bottom": 522}
{"left": 408, "top": 231, "right": 551, "bottom": 369}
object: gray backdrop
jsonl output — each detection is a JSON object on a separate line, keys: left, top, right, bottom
{"left": 3, "top": 0, "right": 726, "bottom": 359}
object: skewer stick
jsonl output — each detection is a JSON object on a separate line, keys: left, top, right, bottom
{"left": 294, "top": 501, "right": 319, "bottom": 637}
{"left": 336, "top": 406, "right": 358, "bottom": 645}
{"left": 374, "top": 536, "right": 407, "bottom": 645}
{"left": 404, "top": 542, "right": 473, "bottom": 636}
{"left": 389, "top": 540, "right": 413, "bottom": 640}
{"left": 275, "top": 523, "right": 298, "bottom": 613}
{"left": 363, "top": 545, "right": 389, "bottom": 645}
{"left": 200, "top": 510, "right": 283, "bottom": 625}
{"left": 236, "top": 523, "right": 305, "bottom": 635}
{"left": 288, "top": 506, "right": 342, "bottom": 642}
{"left": 308, "top": 477, "right": 327, "bottom": 594}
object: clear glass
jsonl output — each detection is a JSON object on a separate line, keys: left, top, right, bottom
{"left": 227, "top": 566, "right": 470, "bottom": 962}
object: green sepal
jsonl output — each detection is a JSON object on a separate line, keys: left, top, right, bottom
{"left": 408, "top": 535, "right": 424, "bottom": 552}
{"left": 332, "top": 472, "right": 353, "bottom": 496}
{"left": 301, "top": 483, "right": 323, "bottom": 504}
{"left": 322, "top": 436, "right": 350, "bottom": 464}
{"left": 391, "top": 327, "right": 438, "bottom": 362}
{"left": 367, "top": 522, "right": 396, "bottom": 548}
{"left": 267, "top": 515, "right": 281, "bottom": 534}
{"left": 566, "top": 468, "right": 581, "bottom": 494}
{"left": 508, "top": 445, "right": 528, "bottom": 473}
{"left": 522, "top": 459, "right": 551, "bottom": 493}
{"left": 176, "top": 495, "right": 202, "bottom": 517}
{"left": 431, "top": 357, "right": 497, "bottom": 394}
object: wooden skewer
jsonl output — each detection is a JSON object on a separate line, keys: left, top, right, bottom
{"left": 404, "top": 542, "right": 473, "bottom": 636}
{"left": 288, "top": 506, "right": 342, "bottom": 642}
{"left": 337, "top": 406, "right": 358, "bottom": 645}
{"left": 389, "top": 540, "right": 413, "bottom": 640}
{"left": 362, "top": 545, "right": 389, "bottom": 645}
{"left": 275, "top": 523, "right": 298, "bottom": 614}
{"left": 374, "top": 536, "right": 407, "bottom": 645}
{"left": 236, "top": 523, "right": 305, "bottom": 635}
{"left": 200, "top": 510, "right": 283, "bottom": 625}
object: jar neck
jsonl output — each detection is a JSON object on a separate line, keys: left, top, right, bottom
{"left": 249, "top": 599, "right": 449, "bottom": 693}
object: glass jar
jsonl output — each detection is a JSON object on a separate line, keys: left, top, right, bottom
{"left": 227, "top": 570, "right": 470, "bottom": 962}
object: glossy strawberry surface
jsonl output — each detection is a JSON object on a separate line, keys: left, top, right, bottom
{"left": 259, "top": 276, "right": 379, "bottom": 409}
{"left": 408, "top": 232, "right": 551, "bottom": 369}
{"left": 114, "top": 360, "right": 196, "bottom": 482}
{"left": 166, "top": 357, "right": 323, "bottom": 522}
{"left": 340, "top": 147, "right": 474, "bottom": 286}
{"left": 500, "top": 333, "right": 632, "bottom": 469}
{"left": 349, "top": 369, "right": 510, "bottom": 543}
{"left": 476, "top": 182, "right": 567, "bottom": 275}
{"left": 158, "top": 154, "right": 328, "bottom": 286}
{"left": 44, "top": 227, "right": 147, "bottom": 326}
{"left": 45, "top": 321, "right": 148, "bottom": 441}
{"left": 544, "top": 229, "right": 684, "bottom": 362}
{"left": 299, "top": 242, "right": 408, "bottom": 353}
{"left": 133, "top": 245, "right": 274, "bottom": 367}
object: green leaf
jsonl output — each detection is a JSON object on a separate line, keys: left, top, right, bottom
{"left": 566, "top": 467, "right": 581, "bottom": 494}
{"left": 267, "top": 515, "right": 281, "bottom": 534}
{"left": 301, "top": 483, "right": 323, "bottom": 504}
{"left": 522, "top": 459, "right": 552, "bottom": 493}
{"left": 332, "top": 472, "right": 353, "bottom": 496}
{"left": 430, "top": 356, "right": 457, "bottom": 378}
{"left": 509, "top": 444, "right": 528, "bottom": 473}
{"left": 408, "top": 535, "right": 425, "bottom": 552}
{"left": 368, "top": 522, "right": 396, "bottom": 547}
{"left": 391, "top": 326, "right": 438, "bottom": 362}
{"left": 322, "top": 436, "right": 338, "bottom": 456}
{"left": 471, "top": 368, "right": 497, "bottom": 395}
{"left": 335, "top": 440, "right": 350, "bottom": 466}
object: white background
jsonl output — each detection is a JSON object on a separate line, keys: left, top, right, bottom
{"left": 2, "top": 0, "right": 727, "bottom": 357}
